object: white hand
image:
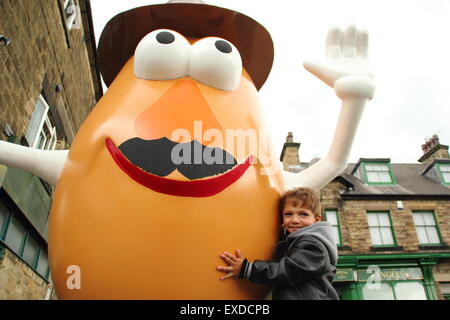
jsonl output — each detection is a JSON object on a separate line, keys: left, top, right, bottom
{"left": 303, "top": 25, "right": 375, "bottom": 100}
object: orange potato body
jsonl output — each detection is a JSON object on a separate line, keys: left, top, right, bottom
{"left": 49, "top": 58, "right": 284, "bottom": 299}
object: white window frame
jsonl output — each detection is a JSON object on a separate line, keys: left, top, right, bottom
{"left": 64, "top": 0, "right": 78, "bottom": 30}
{"left": 325, "top": 209, "right": 342, "bottom": 246}
{"left": 25, "top": 94, "right": 58, "bottom": 150}
{"left": 412, "top": 211, "right": 442, "bottom": 245}
{"left": 367, "top": 212, "right": 395, "bottom": 246}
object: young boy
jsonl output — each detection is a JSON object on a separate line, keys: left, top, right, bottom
{"left": 217, "top": 187, "right": 339, "bottom": 300}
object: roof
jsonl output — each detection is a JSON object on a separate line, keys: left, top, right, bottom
{"left": 340, "top": 163, "right": 450, "bottom": 199}
{"left": 283, "top": 161, "right": 450, "bottom": 199}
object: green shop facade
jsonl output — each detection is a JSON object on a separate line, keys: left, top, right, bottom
{"left": 0, "top": 137, "right": 52, "bottom": 283}
{"left": 333, "top": 253, "right": 450, "bottom": 300}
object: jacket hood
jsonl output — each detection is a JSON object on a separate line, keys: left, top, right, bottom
{"left": 287, "top": 222, "right": 338, "bottom": 265}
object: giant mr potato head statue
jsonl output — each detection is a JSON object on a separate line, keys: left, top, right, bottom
{"left": 0, "top": 0, "right": 374, "bottom": 299}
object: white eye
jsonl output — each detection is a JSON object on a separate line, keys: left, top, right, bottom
{"left": 189, "top": 37, "right": 242, "bottom": 91}
{"left": 134, "top": 29, "right": 190, "bottom": 80}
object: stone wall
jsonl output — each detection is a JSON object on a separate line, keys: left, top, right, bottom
{"left": 0, "top": 0, "right": 98, "bottom": 146}
{"left": 419, "top": 145, "right": 450, "bottom": 164}
{"left": 0, "top": 248, "right": 55, "bottom": 300}
{"left": 433, "top": 259, "right": 450, "bottom": 300}
{"left": 0, "top": 0, "right": 99, "bottom": 300}
{"left": 281, "top": 144, "right": 301, "bottom": 172}
{"left": 321, "top": 181, "right": 450, "bottom": 254}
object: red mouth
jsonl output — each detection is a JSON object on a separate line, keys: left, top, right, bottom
{"left": 105, "top": 138, "right": 252, "bottom": 197}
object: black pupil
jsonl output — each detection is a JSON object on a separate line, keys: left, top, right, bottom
{"left": 156, "top": 31, "right": 175, "bottom": 44}
{"left": 215, "top": 40, "right": 232, "bottom": 54}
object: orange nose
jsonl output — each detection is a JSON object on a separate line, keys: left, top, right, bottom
{"left": 135, "top": 79, "right": 223, "bottom": 143}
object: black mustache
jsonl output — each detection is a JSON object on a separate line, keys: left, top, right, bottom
{"left": 118, "top": 137, "right": 237, "bottom": 180}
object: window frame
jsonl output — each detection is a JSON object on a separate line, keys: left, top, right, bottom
{"left": 436, "top": 163, "right": 450, "bottom": 186}
{"left": 22, "top": 232, "right": 40, "bottom": 268}
{"left": 367, "top": 211, "right": 398, "bottom": 247}
{"left": 0, "top": 205, "right": 12, "bottom": 242}
{"left": 362, "top": 161, "right": 396, "bottom": 185}
{"left": 63, "top": 0, "right": 78, "bottom": 31}
{"left": 325, "top": 209, "right": 343, "bottom": 247}
{"left": 3, "top": 215, "right": 27, "bottom": 255}
{"left": 359, "top": 280, "right": 428, "bottom": 300}
{"left": 412, "top": 211, "right": 444, "bottom": 246}
{"left": 0, "top": 197, "right": 50, "bottom": 281}
{"left": 25, "top": 94, "right": 58, "bottom": 150}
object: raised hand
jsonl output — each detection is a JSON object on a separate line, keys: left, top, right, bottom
{"left": 293, "top": 25, "right": 376, "bottom": 191}
{"left": 303, "top": 25, "right": 375, "bottom": 100}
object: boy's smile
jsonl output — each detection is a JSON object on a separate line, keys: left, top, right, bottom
{"left": 282, "top": 198, "right": 321, "bottom": 234}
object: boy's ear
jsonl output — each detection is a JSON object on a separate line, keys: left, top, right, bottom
{"left": 315, "top": 216, "right": 322, "bottom": 222}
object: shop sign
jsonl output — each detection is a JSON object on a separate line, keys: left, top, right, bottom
{"left": 335, "top": 269, "right": 356, "bottom": 282}
{"left": 357, "top": 268, "right": 423, "bottom": 281}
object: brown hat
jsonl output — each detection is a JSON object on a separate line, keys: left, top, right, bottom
{"left": 97, "top": 1, "right": 274, "bottom": 91}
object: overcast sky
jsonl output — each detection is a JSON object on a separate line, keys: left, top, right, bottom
{"left": 90, "top": 0, "right": 450, "bottom": 164}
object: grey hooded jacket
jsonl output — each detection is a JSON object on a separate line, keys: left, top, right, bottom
{"left": 239, "top": 222, "right": 339, "bottom": 300}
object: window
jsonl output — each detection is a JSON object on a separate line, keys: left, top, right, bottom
{"left": 0, "top": 197, "right": 50, "bottom": 280}
{"left": 22, "top": 234, "right": 39, "bottom": 266}
{"left": 367, "top": 212, "right": 395, "bottom": 246}
{"left": 24, "top": 94, "right": 57, "bottom": 150}
{"left": 325, "top": 209, "right": 342, "bottom": 246}
{"left": 412, "top": 211, "right": 442, "bottom": 245}
{"left": 362, "top": 282, "right": 395, "bottom": 300}
{"left": 441, "top": 283, "right": 450, "bottom": 300}
{"left": 438, "top": 164, "right": 450, "bottom": 185}
{"left": 0, "top": 201, "right": 9, "bottom": 237}
{"left": 64, "top": 0, "right": 78, "bottom": 30}
{"left": 362, "top": 281, "right": 427, "bottom": 300}
{"left": 4, "top": 216, "right": 26, "bottom": 253}
{"left": 36, "top": 248, "right": 49, "bottom": 279}
{"left": 364, "top": 163, "right": 394, "bottom": 184}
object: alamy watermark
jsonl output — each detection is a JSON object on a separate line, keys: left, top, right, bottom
{"left": 366, "top": 265, "right": 381, "bottom": 290}
{"left": 169, "top": 121, "right": 279, "bottom": 176}
{"left": 66, "top": 265, "right": 81, "bottom": 290}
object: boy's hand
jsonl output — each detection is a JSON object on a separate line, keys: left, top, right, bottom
{"left": 216, "top": 249, "right": 244, "bottom": 281}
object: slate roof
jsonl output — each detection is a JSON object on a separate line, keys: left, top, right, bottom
{"left": 339, "top": 163, "right": 450, "bottom": 199}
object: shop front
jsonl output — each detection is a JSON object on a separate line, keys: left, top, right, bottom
{"left": 334, "top": 253, "right": 450, "bottom": 300}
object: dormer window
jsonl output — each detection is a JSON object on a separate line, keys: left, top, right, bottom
{"left": 421, "top": 160, "right": 450, "bottom": 186}
{"left": 351, "top": 158, "right": 396, "bottom": 185}
{"left": 364, "top": 163, "right": 394, "bottom": 184}
{"left": 437, "top": 163, "right": 450, "bottom": 185}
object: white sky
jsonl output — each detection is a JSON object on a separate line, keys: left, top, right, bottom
{"left": 90, "top": 0, "right": 450, "bottom": 164}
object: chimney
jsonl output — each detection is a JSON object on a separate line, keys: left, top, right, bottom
{"left": 418, "top": 135, "right": 450, "bottom": 164}
{"left": 280, "top": 132, "right": 301, "bottom": 172}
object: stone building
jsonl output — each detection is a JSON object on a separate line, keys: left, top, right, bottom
{"left": 0, "top": 0, "right": 102, "bottom": 299}
{"left": 282, "top": 133, "right": 450, "bottom": 300}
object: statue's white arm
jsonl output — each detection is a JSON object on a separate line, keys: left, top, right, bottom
{"left": 294, "top": 25, "right": 375, "bottom": 191}
{"left": 0, "top": 140, "right": 68, "bottom": 186}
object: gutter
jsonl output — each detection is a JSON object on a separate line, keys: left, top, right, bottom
{"left": 81, "top": 0, "right": 103, "bottom": 102}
